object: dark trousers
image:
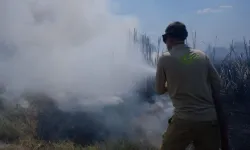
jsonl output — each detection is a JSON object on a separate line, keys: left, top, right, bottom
{"left": 160, "top": 116, "right": 221, "bottom": 150}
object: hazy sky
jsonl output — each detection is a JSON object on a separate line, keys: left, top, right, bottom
{"left": 113, "top": 0, "right": 250, "bottom": 48}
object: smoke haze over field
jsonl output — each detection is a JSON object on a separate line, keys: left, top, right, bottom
{"left": 0, "top": 0, "right": 151, "bottom": 102}
{"left": 0, "top": 0, "right": 173, "bottom": 146}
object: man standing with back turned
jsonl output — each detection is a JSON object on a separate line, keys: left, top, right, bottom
{"left": 155, "top": 21, "right": 222, "bottom": 150}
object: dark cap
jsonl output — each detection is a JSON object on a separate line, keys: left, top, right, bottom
{"left": 164, "top": 21, "right": 188, "bottom": 41}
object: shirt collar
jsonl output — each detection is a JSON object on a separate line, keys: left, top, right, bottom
{"left": 172, "top": 44, "right": 189, "bottom": 50}
{"left": 169, "top": 44, "right": 190, "bottom": 54}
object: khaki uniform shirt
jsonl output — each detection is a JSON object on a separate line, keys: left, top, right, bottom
{"left": 155, "top": 44, "right": 221, "bottom": 121}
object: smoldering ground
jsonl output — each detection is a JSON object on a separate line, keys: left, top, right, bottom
{"left": 0, "top": 0, "right": 173, "bottom": 147}
{"left": 16, "top": 86, "right": 173, "bottom": 146}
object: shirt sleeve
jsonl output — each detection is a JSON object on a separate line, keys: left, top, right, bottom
{"left": 155, "top": 57, "right": 167, "bottom": 94}
{"left": 206, "top": 56, "right": 221, "bottom": 96}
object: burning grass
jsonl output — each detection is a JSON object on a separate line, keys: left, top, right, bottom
{"left": 0, "top": 31, "right": 250, "bottom": 149}
{"left": 0, "top": 95, "right": 160, "bottom": 150}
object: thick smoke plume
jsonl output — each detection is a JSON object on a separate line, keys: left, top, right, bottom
{"left": 0, "top": 0, "right": 173, "bottom": 146}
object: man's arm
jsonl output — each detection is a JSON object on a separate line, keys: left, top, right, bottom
{"left": 155, "top": 57, "right": 167, "bottom": 95}
{"left": 206, "top": 56, "right": 221, "bottom": 100}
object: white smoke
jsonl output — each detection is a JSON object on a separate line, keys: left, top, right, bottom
{"left": 0, "top": 0, "right": 156, "bottom": 104}
{"left": 0, "top": 0, "right": 174, "bottom": 147}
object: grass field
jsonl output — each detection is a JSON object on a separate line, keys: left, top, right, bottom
{"left": 0, "top": 31, "right": 249, "bottom": 150}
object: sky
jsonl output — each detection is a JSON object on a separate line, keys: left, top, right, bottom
{"left": 112, "top": 0, "right": 250, "bottom": 49}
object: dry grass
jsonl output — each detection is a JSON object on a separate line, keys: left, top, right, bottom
{"left": 0, "top": 94, "right": 158, "bottom": 150}
{"left": 0, "top": 31, "right": 250, "bottom": 149}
